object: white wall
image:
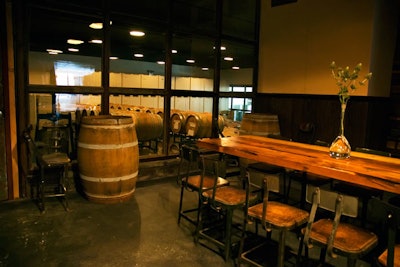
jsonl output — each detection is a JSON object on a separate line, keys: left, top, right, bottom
{"left": 258, "top": 0, "right": 399, "bottom": 97}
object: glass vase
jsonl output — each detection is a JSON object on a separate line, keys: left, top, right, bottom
{"left": 329, "top": 103, "right": 351, "bottom": 159}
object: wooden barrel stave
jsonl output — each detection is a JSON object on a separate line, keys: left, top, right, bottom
{"left": 77, "top": 115, "right": 139, "bottom": 203}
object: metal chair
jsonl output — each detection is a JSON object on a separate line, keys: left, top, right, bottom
{"left": 332, "top": 147, "right": 391, "bottom": 226}
{"left": 198, "top": 158, "right": 258, "bottom": 261}
{"left": 370, "top": 197, "right": 400, "bottom": 267}
{"left": 24, "top": 127, "right": 70, "bottom": 213}
{"left": 296, "top": 185, "right": 378, "bottom": 267}
{"left": 177, "top": 144, "right": 229, "bottom": 228}
{"left": 285, "top": 139, "right": 333, "bottom": 208}
{"left": 238, "top": 175, "right": 311, "bottom": 267}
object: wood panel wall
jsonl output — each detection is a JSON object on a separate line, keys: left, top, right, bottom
{"left": 253, "top": 94, "right": 391, "bottom": 151}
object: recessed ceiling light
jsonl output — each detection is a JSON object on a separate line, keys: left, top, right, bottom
{"left": 186, "top": 59, "right": 195, "bottom": 63}
{"left": 224, "top": 57, "right": 234, "bottom": 61}
{"left": 109, "top": 56, "right": 118, "bottom": 60}
{"left": 129, "top": 30, "right": 145, "bottom": 37}
{"left": 213, "top": 46, "right": 227, "bottom": 51}
{"left": 157, "top": 61, "right": 165, "bottom": 65}
{"left": 172, "top": 49, "right": 178, "bottom": 54}
{"left": 89, "top": 39, "right": 103, "bottom": 44}
{"left": 232, "top": 66, "right": 240, "bottom": 70}
{"left": 67, "top": 39, "right": 84, "bottom": 45}
{"left": 202, "top": 67, "right": 209, "bottom": 71}
{"left": 89, "top": 23, "right": 103, "bottom": 29}
{"left": 134, "top": 53, "right": 144, "bottom": 58}
{"left": 68, "top": 48, "right": 79, "bottom": 52}
{"left": 89, "top": 21, "right": 112, "bottom": 29}
{"left": 46, "top": 49, "right": 63, "bottom": 54}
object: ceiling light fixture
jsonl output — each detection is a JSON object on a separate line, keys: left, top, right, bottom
{"left": 89, "top": 23, "right": 103, "bottom": 29}
{"left": 68, "top": 48, "right": 79, "bottom": 52}
{"left": 46, "top": 49, "right": 63, "bottom": 54}
{"left": 89, "top": 21, "right": 112, "bottom": 29}
{"left": 129, "top": 30, "right": 145, "bottom": 37}
{"left": 89, "top": 39, "right": 103, "bottom": 44}
{"left": 232, "top": 66, "right": 240, "bottom": 70}
{"left": 172, "top": 49, "right": 178, "bottom": 54}
{"left": 213, "top": 46, "right": 227, "bottom": 50}
{"left": 157, "top": 61, "right": 165, "bottom": 65}
{"left": 109, "top": 56, "right": 118, "bottom": 60}
{"left": 224, "top": 57, "right": 234, "bottom": 61}
{"left": 186, "top": 59, "right": 195, "bottom": 63}
{"left": 134, "top": 53, "right": 144, "bottom": 58}
{"left": 67, "top": 39, "right": 84, "bottom": 45}
{"left": 202, "top": 67, "right": 209, "bottom": 71}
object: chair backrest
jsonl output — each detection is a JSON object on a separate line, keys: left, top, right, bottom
{"left": 267, "top": 133, "right": 292, "bottom": 141}
{"left": 304, "top": 185, "right": 360, "bottom": 258}
{"left": 23, "top": 126, "right": 40, "bottom": 167}
{"left": 297, "top": 122, "right": 316, "bottom": 144}
{"left": 370, "top": 198, "right": 400, "bottom": 267}
{"left": 355, "top": 147, "right": 392, "bottom": 157}
{"left": 178, "top": 144, "right": 202, "bottom": 181}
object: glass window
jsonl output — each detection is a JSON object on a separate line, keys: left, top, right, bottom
{"left": 29, "top": 8, "right": 102, "bottom": 87}
{"left": 172, "top": 35, "right": 215, "bottom": 91}
{"left": 220, "top": 41, "right": 254, "bottom": 92}
{"left": 110, "top": 21, "right": 166, "bottom": 89}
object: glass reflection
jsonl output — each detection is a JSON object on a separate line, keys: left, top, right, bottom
{"left": 29, "top": 8, "right": 102, "bottom": 86}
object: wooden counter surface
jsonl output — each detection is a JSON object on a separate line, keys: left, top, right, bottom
{"left": 197, "top": 135, "right": 400, "bottom": 195}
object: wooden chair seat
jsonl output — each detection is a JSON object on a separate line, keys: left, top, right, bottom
{"left": 247, "top": 201, "right": 309, "bottom": 229}
{"left": 378, "top": 245, "right": 400, "bottom": 267}
{"left": 239, "top": 176, "right": 312, "bottom": 267}
{"left": 198, "top": 160, "right": 257, "bottom": 261}
{"left": 186, "top": 175, "right": 229, "bottom": 191}
{"left": 202, "top": 186, "right": 257, "bottom": 206}
{"left": 297, "top": 186, "right": 379, "bottom": 267}
{"left": 305, "top": 218, "right": 378, "bottom": 255}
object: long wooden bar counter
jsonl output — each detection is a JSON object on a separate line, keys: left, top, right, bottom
{"left": 197, "top": 135, "right": 400, "bottom": 195}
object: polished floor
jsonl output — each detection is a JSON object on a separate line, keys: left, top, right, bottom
{"left": 0, "top": 173, "right": 374, "bottom": 267}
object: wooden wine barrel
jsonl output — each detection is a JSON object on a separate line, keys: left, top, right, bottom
{"left": 131, "top": 112, "right": 163, "bottom": 141}
{"left": 185, "top": 112, "right": 225, "bottom": 138}
{"left": 170, "top": 111, "right": 192, "bottom": 134}
{"left": 239, "top": 113, "right": 280, "bottom": 136}
{"left": 77, "top": 115, "right": 139, "bottom": 203}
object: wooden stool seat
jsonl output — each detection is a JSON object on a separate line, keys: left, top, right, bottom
{"left": 297, "top": 186, "right": 378, "bottom": 267}
{"left": 248, "top": 201, "right": 309, "bottom": 229}
{"left": 202, "top": 186, "right": 256, "bottom": 206}
{"left": 378, "top": 245, "right": 400, "bottom": 267}
{"left": 305, "top": 218, "right": 378, "bottom": 255}
{"left": 186, "top": 175, "right": 229, "bottom": 190}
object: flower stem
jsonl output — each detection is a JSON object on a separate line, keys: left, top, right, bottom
{"left": 340, "top": 103, "right": 347, "bottom": 136}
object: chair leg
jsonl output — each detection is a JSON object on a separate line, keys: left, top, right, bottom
{"left": 296, "top": 234, "right": 305, "bottom": 267}
{"left": 277, "top": 230, "right": 286, "bottom": 267}
{"left": 177, "top": 185, "right": 184, "bottom": 224}
{"left": 224, "top": 208, "right": 234, "bottom": 261}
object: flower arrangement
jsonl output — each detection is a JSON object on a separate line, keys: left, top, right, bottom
{"left": 328, "top": 61, "right": 372, "bottom": 159}
{"left": 329, "top": 61, "right": 372, "bottom": 104}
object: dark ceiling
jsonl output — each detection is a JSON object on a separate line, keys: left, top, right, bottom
{"left": 28, "top": 0, "right": 258, "bottom": 70}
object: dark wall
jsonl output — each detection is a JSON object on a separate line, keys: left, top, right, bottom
{"left": 253, "top": 94, "right": 391, "bottom": 151}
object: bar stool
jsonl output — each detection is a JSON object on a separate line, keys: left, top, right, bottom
{"left": 24, "top": 127, "right": 70, "bottom": 213}
{"left": 285, "top": 140, "right": 332, "bottom": 208}
{"left": 177, "top": 144, "right": 229, "bottom": 228}
{"left": 332, "top": 147, "right": 390, "bottom": 225}
{"left": 296, "top": 185, "right": 378, "bottom": 267}
{"left": 238, "top": 175, "right": 311, "bottom": 267}
{"left": 198, "top": 159, "right": 258, "bottom": 261}
{"left": 370, "top": 197, "right": 400, "bottom": 267}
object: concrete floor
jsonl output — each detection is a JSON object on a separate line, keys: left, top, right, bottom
{"left": 0, "top": 173, "right": 374, "bottom": 267}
